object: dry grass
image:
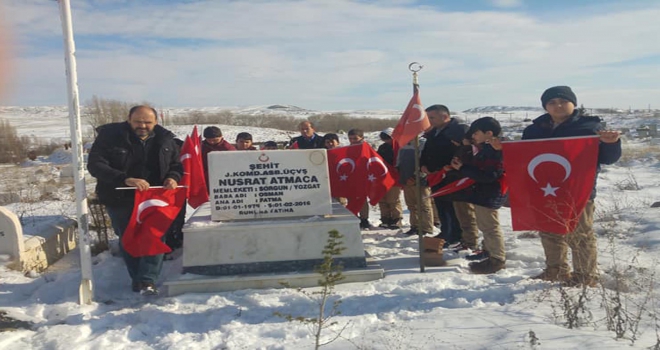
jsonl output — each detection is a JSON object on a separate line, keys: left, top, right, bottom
{"left": 619, "top": 144, "right": 660, "bottom": 166}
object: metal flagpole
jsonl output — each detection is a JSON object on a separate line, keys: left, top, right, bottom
{"left": 409, "top": 62, "right": 425, "bottom": 273}
{"left": 57, "top": 0, "right": 94, "bottom": 305}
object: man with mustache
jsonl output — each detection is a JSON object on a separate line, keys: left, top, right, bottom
{"left": 88, "top": 105, "right": 183, "bottom": 296}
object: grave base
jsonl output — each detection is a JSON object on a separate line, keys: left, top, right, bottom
{"left": 164, "top": 202, "right": 383, "bottom": 295}
{"left": 165, "top": 262, "right": 383, "bottom": 296}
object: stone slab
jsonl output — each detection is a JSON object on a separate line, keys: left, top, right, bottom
{"left": 183, "top": 202, "right": 365, "bottom": 273}
{"left": 0, "top": 207, "right": 77, "bottom": 272}
{"left": 207, "top": 149, "right": 332, "bottom": 221}
{"left": 164, "top": 263, "right": 384, "bottom": 296}
{"left": 0, "top": 206, "right": 24, "bottom": 268}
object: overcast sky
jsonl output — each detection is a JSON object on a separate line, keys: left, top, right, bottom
{"left": 1, "top": 0, "right": 659, "bottom": 112}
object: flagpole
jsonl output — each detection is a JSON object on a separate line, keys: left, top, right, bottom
{"left": 409, "top": 62, "right": 425, "bottom": 273}
{"left": 57, "top": 0, "right": 94, "bottom": 305}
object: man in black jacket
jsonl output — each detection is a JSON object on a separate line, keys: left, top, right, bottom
{"left": 290, "top": 121, "right": 325, "bottom": 149}
{"left": 88, "top": 105, "right": 183, "bottom": 295}
{"left": 523, "top": 86, "right": 621, "bottom": 287}
{"left": 420, "top": 104, "right": 469, "bottom": 246}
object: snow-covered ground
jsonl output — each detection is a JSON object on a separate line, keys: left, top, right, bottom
{"left": 1, "top": 106, "right": 660, "bottom": 349}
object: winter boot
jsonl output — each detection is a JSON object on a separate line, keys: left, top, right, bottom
{"left": 378, "top": 217, "right": 391, "bottom": 229}
{"left": 530, "top": 268, "right": 571, "bottom": 282}
{"left": 465, "top": 250, "right": 490, "bottom": 261}
{"left": 562, "top": 273, "right": 598, "bottom": 288}
{"left": 360, "top": 218, "right": 372, "bottom": 230}
{"left": 469, "top": 257, "right": 505, "bottom": 274}
{"left": 139, "top": 282, "right": 159, "bottom": 296}
{"left": 388, "top": 218, "right": 402, "bottom": 230}
{"left": 403, "top": 227, "right": 418, "bottom": 236}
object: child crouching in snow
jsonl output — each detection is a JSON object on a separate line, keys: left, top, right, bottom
{"left": 449, "top": 117, "right": 507, "bottom": 274}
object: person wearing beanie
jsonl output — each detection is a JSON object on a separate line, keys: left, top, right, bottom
{"left": 376, "top": 127, "right": 402, "bottom": 229}
{"left": 201, "top": 126, "right": 236, "bottom": 185}
{"left": 449, "top": 116, "right": 507, "bottom": 274}
{"left": 540, "top": 86, "right": 577, "bottom": 110}
{"left": 523, "top": 86, "right": 621, "bottom": 287}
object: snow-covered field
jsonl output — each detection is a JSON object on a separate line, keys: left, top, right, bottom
{"left": 1, "top": 106, "right": 660, "bottom": 349}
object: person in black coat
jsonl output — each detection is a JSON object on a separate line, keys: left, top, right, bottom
{"left": 376, "top": 127, "right": 402, "bottom": 229}
{"left": 450, "top": 117, "right": 507, "bottom": 274}
{"left": 290, "top": 121, "right": 325, "bottom": 149}
{"left": 420, "top": 104, "right": 469, "bottom": 246}
{"left": 523, "top": 86, "right": 621, "bottom": 287}
{"left": 87, "top": 105, "right": 183, "bottom": 295}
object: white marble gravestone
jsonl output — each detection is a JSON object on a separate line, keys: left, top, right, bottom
{"left": 207, "top": 149, "right": 332, "bottom": 221}
{"left": 0, "top": 206, "right": 24, "bottom": 267}
{"left": 164, "top": 150, "right": 383, "bottom": 295}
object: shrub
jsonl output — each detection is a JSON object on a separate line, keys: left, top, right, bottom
{"left": 0, "top": 118, "right": 27, "bottom": 164}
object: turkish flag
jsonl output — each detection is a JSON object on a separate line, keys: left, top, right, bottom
{"left": 327, "top": 144, "right": 369, "bottom": 199}
{"left": 327, "top": 143, "right": 398, "bottom": 211}
{"left": 391, "top": 89, "right": 430, "bottom": 163}
{"left": 181, "top": 126, "right": 209, "bottom": 208}
{"left": 429, "top": 177, "right": 476, "bottom": 198}
{"left": 346, "top": 196, "right": 367, "bottom": 216}
{"left": 122, "top": 187, "right": 187, "bottom": 257}
{"left": 502, "top": 136, "right": 599, "bottom": 234}
{"left": 364, "top": 145, "right": 398, "bottom": 205}
{"left": 426, "top": 168, "right": 447, "bottom": 188}
{"left": 179, "top": 136, "right": 193, "bottom": 188}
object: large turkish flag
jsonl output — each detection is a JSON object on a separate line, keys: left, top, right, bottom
{"left": 122, "top": 187, "right": 187, "bottom": 257}
{"left": 181, "top": 126, "right": 209, "bottom": 208}
{"left": 502, "top": 136, "right": 599, "bottom": 234}
{"left": 392, "top": 89, "right": 430, "bottom": 151}
{"left": 327, "top": 144, "right": 369, "bottom": 199}
{"left": 327, "top": 143, "right": 398, "bottom": 213}
{"left": 363, "top": 145, "right": 398, "bottom": 206}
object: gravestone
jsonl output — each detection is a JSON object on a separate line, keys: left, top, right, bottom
{"left": 637, "top": 126, "right": 651, "bottom": 138}
{"left": 208, "top": 149, "right": 332, "bottom": 221}
{"left": 0, "top": 207, "right": 77, "bottom": 272}
{"left": 0, "top": 207, "right": 24, "bottom": 269}
{"left": 165, "top": 149, "right": 383, "bottom": 296}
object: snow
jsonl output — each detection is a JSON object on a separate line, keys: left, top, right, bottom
{"left": 1, "top": 106, "right": 660, "bottom": 349}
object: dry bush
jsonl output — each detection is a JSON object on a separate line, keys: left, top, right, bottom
{"left": 169, "top": 110, "right": 397, "bottom": 132}
{"left": 309, "top": 113, "right": 397, "bottom": 132}
{"left": 618, "top": 144, "right": 660, "bottom": 166}
{"left": 84, "top": 96, "right": 155, "bottom": 133}
{"left": 0, "top": 118, "right": 26, "bottom": 164}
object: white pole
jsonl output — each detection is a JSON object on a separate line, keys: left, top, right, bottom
{"left": 57, "top": 0, "right": 94, "bottom": 305}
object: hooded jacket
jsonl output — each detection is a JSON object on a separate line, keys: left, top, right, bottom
{"left": 522, "top": 111, "right": 621, "bottom": 199}
{"left": 87, "top": 122, "right": 183, "bottom": 206}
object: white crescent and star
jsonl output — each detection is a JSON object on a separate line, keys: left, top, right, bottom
{"left": 527, "top": 153, "right": 572, "bottom": 197}
{"left": 179, "top": 153, "right": 191, "bottom": 162}
{"left": 405, "top": 104, "right": 426, "bottom": 124}
{"left": 336, "top": 158, "right": 356, "bottom": 177}
{"left": 136, "top": 199, "right": 169, "bottom": 224}
{"left": 367, "top": 157, "right": 388, "bottom": 177}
